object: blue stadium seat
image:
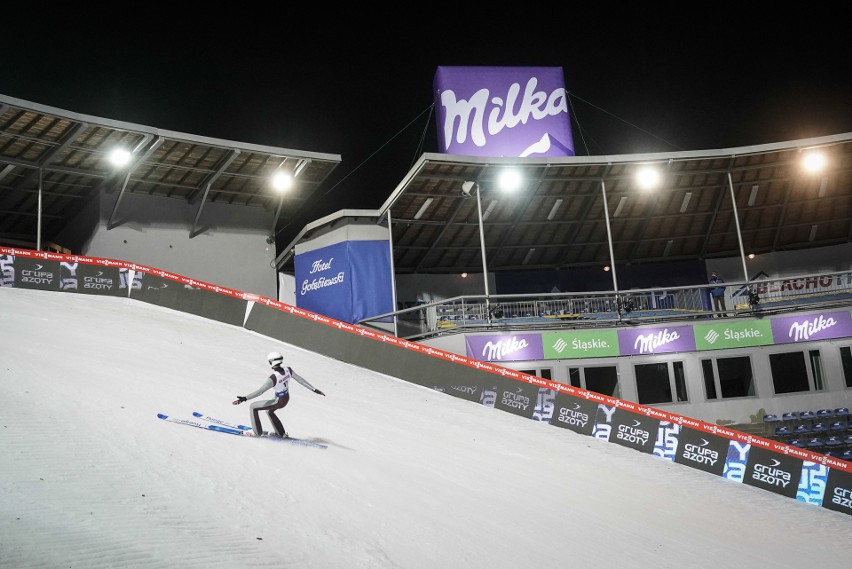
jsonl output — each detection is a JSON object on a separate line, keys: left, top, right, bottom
{"left": 792, "top": 423, "right": 810, "bottom": 437}
{"left": 839, "top": 449, "right": 852, "bottom": 462}
{"left": 788, "top": 438, "right": 806, "bottom": 448}
{"left": 810, "top": 422, "right": 828, "bottom": 436}
{"left": 805, "top": 438, "right": 825, "bottom": 452}
{"left": 774, "top": 426, "right": 792, "bottom": 439}
{"left": 782, "top": 412, "right": 798, "bottom": 427}
{"left": 824, "top": 436, "right": 843, "bottom": 449}
{"left": 829, "top": 421, "right": 846, "bottom": 435}
{"left": 763, "top": 414, "right": 780, "bottom": 436}
{"left": 837, "top": 409, "right": 852, "bottom": 432}
{"left": 816, "top": 409, "right": 834, "bottom": 420}
{"left": 798, "top": 410, "right": 816, "bottom": 423}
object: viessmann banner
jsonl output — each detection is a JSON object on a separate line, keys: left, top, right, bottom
{"left": 433, "top": 66, "right": 574, "bottom": 158}
{"left": 467, "top": 309, "right": 852, "bottom": 362}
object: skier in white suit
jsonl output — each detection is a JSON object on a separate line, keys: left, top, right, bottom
{"left": 233, "top": 352, "right": 325, "bottom": 437}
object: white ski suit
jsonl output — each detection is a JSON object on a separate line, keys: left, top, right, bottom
{"left": 239, "top": 365, "right": 322, "bottom": 437}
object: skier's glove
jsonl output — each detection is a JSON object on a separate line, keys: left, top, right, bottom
{"left": 314, "top": 389, "right": 326, "bottom": 396}
{"left": 233, "top": 396, "right": 247, "bottom": 405}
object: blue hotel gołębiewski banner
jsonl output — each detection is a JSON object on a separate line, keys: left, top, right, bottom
{"left": 295, "top": 240, "right": 393, "bottom": 324}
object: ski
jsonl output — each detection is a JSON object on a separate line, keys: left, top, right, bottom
{"left": 192, "top": 411, "right": 251, "bottom": 431}
{"left": 157, "top": 413, "right": 243, "bottom": 435}
{"left": 190, "top": 411, "right": 328, "bottom": 449}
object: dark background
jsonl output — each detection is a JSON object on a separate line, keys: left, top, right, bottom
{"left": 2, "top": 12, "right": 849, "bottom": 248}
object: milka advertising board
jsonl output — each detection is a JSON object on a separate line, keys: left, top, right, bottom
{"left": 465, "top": 333, "right": 544, "bottom": 362}
{"left": 434, "top": 66, "right": 574, "bottom": 158}
{"left": 295, "top": 240, "right": 392, "bottom": 325}
{"left": 617, "top": 325, "right": 696, "bottom": 356}
{"left": 770, "top": 310, "right": 852, "bottom": 344}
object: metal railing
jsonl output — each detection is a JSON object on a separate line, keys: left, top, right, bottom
{"left": 360, "top": 270, "right": 852, "bottom": 341}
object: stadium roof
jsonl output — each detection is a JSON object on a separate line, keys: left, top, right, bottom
{"left": 368, "top": 133, "right": 852, "bottom": 275}
{"left": 2, "top": 93, "right": 848, "bottom": 278}
{"left": 0, "top": 94, "right": 341, "bottom": 248}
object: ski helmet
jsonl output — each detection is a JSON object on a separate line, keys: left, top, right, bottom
{"left": 267, "top": 351, "right": 284, "bottom": 368}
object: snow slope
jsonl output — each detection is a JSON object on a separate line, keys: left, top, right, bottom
{"left": 1, "top": 287, "right": 849, "bottom": 569}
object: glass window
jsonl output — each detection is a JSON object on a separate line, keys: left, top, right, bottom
{"left": 673, "top": 361, "right": 688, "bottom": 402}
{"left": 809, "top": 350, "right": 824, "bottom": 391}
{"left": 635, "top": 362, "right": 672, "bottom": 405}
{"left": 568, "top": 366, "right": 619, "bottom": 397}
{"left": 702, "top": 356, "right": 755, "bottom": 399}
{"left": 584, "top": 366, "right": 620, "bottom": 398}
{"left": 634, "top": 361, "right": 689, "bottom": 405}
{"left": 717, "top": 356, "right": 755, "bottom": 398}
{"left": 701, "top": 359, "right": 717, "bottom": 400}
{"left": 841, "top": 346, "right": 852, "bottom": 388}
{"left": 568, "top": 367, "right": 581, "bottom": 388}
{"left": 768, "top": 351, "right": 810, "bottom": 394}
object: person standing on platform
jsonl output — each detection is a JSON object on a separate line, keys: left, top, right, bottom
{"left": 709, "top": 271, "right": 727, "bottom": 317}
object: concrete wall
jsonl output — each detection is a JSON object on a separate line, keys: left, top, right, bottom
{"left": 57, "top": 189, "right": 279, "bottom": 299}
{"left": 278, "top": 272, "right": 296, "bottom": 305}
{"left": 244, "top": 302, "right": 492, "bottom": 391}
{"left": 294, "top": 220, "right": 389, "bottom": 254}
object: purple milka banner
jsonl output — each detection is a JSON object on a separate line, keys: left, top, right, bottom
{"left": 770, "top": 310, "right": 852, "bottom": 344}
{"left": 465, "top": 334, "right": 544, "bottom": 362}
{"left": 617, "top": 325, "right": 696, "bottom": 356}
{"left": 433, "top": 66, "right": 574, "bottom": 158}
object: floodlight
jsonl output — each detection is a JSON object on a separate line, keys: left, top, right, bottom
{"left": 109, "top": 148, "right": 132, "bottom": 167}
{"left": 496, "top": 168, "right": 522, "bottom": 192}
{"left": 272, "top": 171, "right": 293, "bottom": 192}
{"left": 802, "top": 151, "right": 826, "bottom": 173}
{"left": 635, "top": 166, "right": 660, "bottom": 189}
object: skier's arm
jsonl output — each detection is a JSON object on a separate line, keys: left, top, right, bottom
{"left": 291, "top": 370, "right": 325, "bottom": 396}
{"left": 233, "top": 377, "right": 275, "bottom": 404}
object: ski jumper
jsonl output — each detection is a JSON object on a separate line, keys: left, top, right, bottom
{"left": 242, "top": 365, "right": 320, "bottom": 437}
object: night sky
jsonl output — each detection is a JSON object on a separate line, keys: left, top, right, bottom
{"left": 2, "top": 14, "right": 849, "bottom": 246}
